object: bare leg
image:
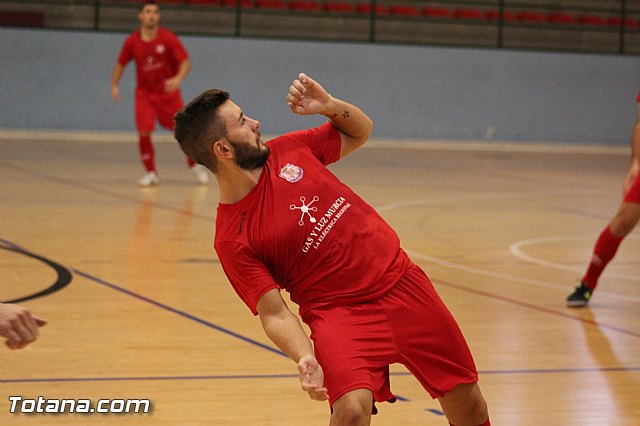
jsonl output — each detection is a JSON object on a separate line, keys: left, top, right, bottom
{"left": 438, "top": 382, "right": 488, "bottom": 426}
{"left": 329, "top": 389, "right": 373, "bottom": 426}
{"left": 608, "top": 201, "right": 640, "bottom": 237}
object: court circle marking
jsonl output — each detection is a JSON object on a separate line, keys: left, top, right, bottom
{"left": 509, "top": 235, "right": 639, "bottom": 280}
{"left": 375, "top": 193, "right": 640, "bottom": 301}
{"left": 0, "top": 241, "right": 73, "bottom": 303}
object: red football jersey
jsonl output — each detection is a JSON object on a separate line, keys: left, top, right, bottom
{"left": 215, "top": 123, "right": 409, "bottom": 315}
{"left": 117, "top": 27, "right": 188, "bottom": 93}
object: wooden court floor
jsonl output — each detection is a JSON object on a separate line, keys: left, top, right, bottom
{"left": 1, "top": 135, "right": 639, "bottom": 425}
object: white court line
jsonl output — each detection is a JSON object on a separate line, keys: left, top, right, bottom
{"left": 375, "top": 194, "right": 640, "bottom": 303}
{"left": 376, "top": 192, "right": 519, "bottom": 212}
{"left": 375, "top": 189, "right": 610, "bottom": 212}
{"left": 0, "top": 129, "right": 629, "bottom": 155}
{"left": 404, "top": 249, "right": 571, "bottom": 291}
{"left": 510, "top": 235, "right": 640, "bottom": 281}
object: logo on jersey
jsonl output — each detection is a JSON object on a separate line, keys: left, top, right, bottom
{"left": 290, "top": 195, "right": 319, "bottom": 226}
{"left": 279, "top": 163, "right": 304, "bottom": 183}
{"left": 155, "top": 44, "right": 165, "bottom": 54}
{"left": 299, "top": 195, "right": 352, "bottom": 253}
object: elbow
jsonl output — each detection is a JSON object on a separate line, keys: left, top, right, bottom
{"left": 358, "top": 118, "right": 374, "bottom": 147}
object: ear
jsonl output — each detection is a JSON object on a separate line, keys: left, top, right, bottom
{"left": 213, "top": 139, "right": 233, "bottom": 160}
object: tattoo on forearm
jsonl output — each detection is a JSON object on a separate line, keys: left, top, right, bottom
{"left": 342, "top": 110, "right": 350, "bottom": 119}
{"left": 331, "top": 113, "right": 338, "bottom": 120}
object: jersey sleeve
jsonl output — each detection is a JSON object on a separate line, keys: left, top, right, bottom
{"left": 636, "top": 90, "right": 640, "bottom": 104}
{"left": 215, "top": 240, "right": 279, "bottom": 315}
{"left": 117, "top": 35, "right": 134, "bottom": 66}
{"left": 281, "top": 122, "right": 342, "bottom": 166}
{"left": 166, "top": 30, "right": 189, "bottom": 63}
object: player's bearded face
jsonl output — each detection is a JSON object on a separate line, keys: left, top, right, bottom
{"left": 229, "top": 135, "right": 270, "bottom": 171}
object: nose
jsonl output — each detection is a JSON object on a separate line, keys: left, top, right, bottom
{"left": 250, "top": 117, "right": 260, "bottom": 131}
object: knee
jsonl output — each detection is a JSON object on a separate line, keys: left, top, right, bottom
{"left": 609, "top": 211, "right": 639, "bottom": 236}
{"left": 331, "top": 401, "right": 370, "bottom": 426}
{"left": 442, "top": 384, "right": 489, "bottom": 426}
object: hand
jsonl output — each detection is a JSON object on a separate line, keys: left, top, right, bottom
{"left": 111, "top": 85, "right": 121, "bottom": 103}
{"left": 297, "top": 354, "right": 329, "bottom": 401}
{"left": 164, "top": 77, "right": 181, "bottom": 93}
{"left": 623, "top": 161, "right": 639, "bottom": 196}
{"left": 287, "top": 73, "right": 332, "bottom": 116}
{"left": 0, "top": 304, "right": 47, "bottom": 350}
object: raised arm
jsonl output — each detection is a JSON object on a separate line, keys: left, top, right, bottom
{"left": 287, "top": 73, "right": 373, "bottom": 158}
{"left": 256, "top": 289, "right": 328, "bottom": 401}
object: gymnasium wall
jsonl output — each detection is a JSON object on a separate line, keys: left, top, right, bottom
{"left": 1, "top": 26, "right": 638, "bottom": 145}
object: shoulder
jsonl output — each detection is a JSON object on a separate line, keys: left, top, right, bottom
{"left": 266, "top": 134, "right": 296, "bottom": 150}
{"left": 268, "top": 129, "right": 316, "bottom": 149}
{"left": 128, "top": 30, "right": 141, "bottom": 40}
{"left": 159, "top": 27, "right": 179, "bottom": 40}
{"left": 123, "top": 30, "right": 139, "bottom": 45}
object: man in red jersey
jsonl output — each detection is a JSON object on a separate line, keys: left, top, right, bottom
{"left": 174, "top": 73, "right": 490, "bottom": 426}
{"left": 567, "top": 90, "right": 640, "bottom": 307}
{"left": 111, "top": 0, "right": 208, "bottom": 187}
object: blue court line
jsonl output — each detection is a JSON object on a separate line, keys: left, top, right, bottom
{"left": 5, "top": 366, "right": 639, "bottom": 384}
{"left": 481, "top": 366, "right": 640, "bottom": 375}
{"left": 2, "top": 374, "right": 300, "bottom": 384}
{"left": 426, "top": 408, "right": 445, "bottom": 416}
{"left": 433, "top": 277, "right": 640, "bottom": 339}
{"left": 73, "top": 269, "right": 287, "bottom": 358}
{"left": 4, "top": 240, "right": 639, "bottom": 384}
{"left": 72, "top": 269, "right": 418, "bottom": 403}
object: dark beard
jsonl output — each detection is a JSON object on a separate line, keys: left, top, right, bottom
{"left": 229, "top": 138, "right": 270, "bottom": 170}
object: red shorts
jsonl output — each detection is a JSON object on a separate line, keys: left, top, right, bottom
{"left": 135, "top": 88, "right": 183, "bottom": 133}
{"left": 624, "top": 171, "right": 640, "bottom": 203}
{"left": 302, "top": 263, "right": 478, "bottom": 410}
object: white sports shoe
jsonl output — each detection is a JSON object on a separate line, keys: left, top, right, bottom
{"left": 138, "top": 171, "right": 158, "bottom": 187}
{"left": 191, "top": 164, "right": 210, "bottom": 185}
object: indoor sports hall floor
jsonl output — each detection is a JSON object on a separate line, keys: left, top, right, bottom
{"left": 1, "top": 134, "right": 638, "bottom": 425}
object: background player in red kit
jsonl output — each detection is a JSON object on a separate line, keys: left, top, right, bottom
{"left": 566, "top": 90, "right": 640, "bottom": 307}
{"left": 174, "top": 73, "right": 490, "bottom": 426}
{"left": 111, "top": 0, "right": 209, "bottom": 187}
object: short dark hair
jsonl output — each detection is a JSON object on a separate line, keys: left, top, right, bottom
{"left": 174, "top": 89, "right": 230, "bottom": 174}
{"left": 140, "top": 1, "right": 159, "bottom": 10}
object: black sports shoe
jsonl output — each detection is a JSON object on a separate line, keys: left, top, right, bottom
{"left": 566, "top": 283, "right": 593, "bottom": 307}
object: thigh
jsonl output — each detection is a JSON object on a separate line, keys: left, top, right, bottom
{"left": 156, "top": 90, "right": 183, "bottom": 130}
{"left": 384, "top": 265, "right": 478, "bottom": 398}
{"left": 303, "top": 305, "right": 397, "bottom": 409}
{"left": 135, "top": 90, "right": 156, "bottom": 133}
